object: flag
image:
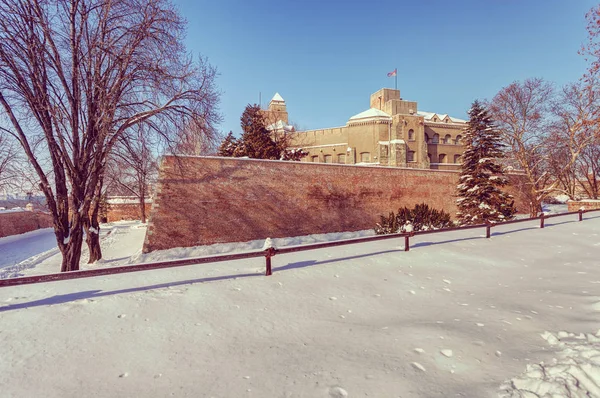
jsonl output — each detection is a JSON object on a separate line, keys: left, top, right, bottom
{"left": 387, "top": 68, "right": 397, "bottom": 77}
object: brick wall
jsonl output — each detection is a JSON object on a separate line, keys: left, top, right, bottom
{"left": 143, "top": 156, "right": 529, "bottom": 253}
{"left": 567, "top": 200, "right": 600, "bottom": 212}
{"left": 0, "top": 211, "right": 53, "bottom": 238}
{"left": 107, "top": 203, "right": 152, "bottom": 222}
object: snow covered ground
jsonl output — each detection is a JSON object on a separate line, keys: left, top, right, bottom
{"left": 0, "top": 221, "right": 147, "bottom": 278}
{"left": 0, "top": 213, "right": 599, "bottom": 397}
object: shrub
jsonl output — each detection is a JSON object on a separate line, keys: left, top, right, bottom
{"left": 374, "top": 203, "right": 453, "bottom": 235}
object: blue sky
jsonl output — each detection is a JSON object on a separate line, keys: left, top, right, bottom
{"left": 175, "top": 0, "right": 597, "bottom": 135}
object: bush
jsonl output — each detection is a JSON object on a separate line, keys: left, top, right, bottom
{"left": 374, "top": 203, "right": 453, "bottom": 235}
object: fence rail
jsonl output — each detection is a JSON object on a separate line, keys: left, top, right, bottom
{"left": 1, "top": 208, "right": 599, "bottom": 287}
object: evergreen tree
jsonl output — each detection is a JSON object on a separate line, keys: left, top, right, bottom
{"left": 456, "top": 100, "right": 516, "bottom": 225}
{"left": 239, "top": 104, "right": 280, "bottom": 160}
{"left": 216, "top": 104, "right": 308, "bottom": 161}
{"left": 217, "top": 131, "right": 239, "bottom": 157}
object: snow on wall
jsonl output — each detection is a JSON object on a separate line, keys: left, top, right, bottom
{"left": 143, "top": 156, "right": 529, "bottom": 253}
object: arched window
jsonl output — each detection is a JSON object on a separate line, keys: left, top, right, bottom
{"left": 408, "top": 129, "right": 415, "bottom": 140}
{"left": 444, "top": 134, "right": 452, "bottom": 144}
{"left": 438, "top": 153, "right": 447, "bottom": 163}
{"left": 360, "top": 152, "right": 371, "bottom": 162}
{"left": 455, "top": 135, "right": 462, "bottom": 145}
{"left": 324, "top": 154, "right": 332, "bottom": 163}
{"left": 407, "top": 151, "right": 416, "bottom": 162}
{"left": 432, "top": 134, "right": 440, "bottom": 144}
{"left": 337, "top": 154, "right": 346, "bottom": 164}
{"left": 454, "top": 154, "right": 461, "bottom": 163}
{"left": 311, "top": 155, "right": 319, "bottom": 163}
{"left": 424, "top": 133, "right": 430, "bottom": 143}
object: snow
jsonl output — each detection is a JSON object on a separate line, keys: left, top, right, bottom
{"left": 500, "top": 330, "right": 600, "bottom": 396}
{"left": 0, "top": 221, "right": 147, "bottom": 279}
{"left": 0, "top": 207, "right": 26, "bottom": 213}
{"left": 0, "top": 215, "right": 599, "bottom": 397}
{"left": 348, "top": 108, "right": 392, "bottom": 122}
{"left": 106, "top": 196, "right": 152, "bottom": 204}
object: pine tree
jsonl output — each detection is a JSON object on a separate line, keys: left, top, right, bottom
{"left": 239, "top": 104, "right": 280, "bottom": 160}
{"left": 216, "top": 104, "right": 307, "bottom": 161}
{"left": 456, "top": 100, "right": 516, "bottom": 225}
{"left": 217, "top": 131, "right": 239, "bottom": 157}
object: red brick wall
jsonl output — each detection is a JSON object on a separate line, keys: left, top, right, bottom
{"left": 567, "top": 200, "right": 600, "bottom": 212}
{"left": 107, "top": 203, "right": 152, "bottom": 222}
{"left": 143, "top": 156, "right": 529, "bottom": 252}
{"left": 0, "top": 211, "right": 53, "bottom": 238}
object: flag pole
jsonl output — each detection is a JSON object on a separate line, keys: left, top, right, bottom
{"left": 395, "top": 71, "right": 397, "bottom": 90}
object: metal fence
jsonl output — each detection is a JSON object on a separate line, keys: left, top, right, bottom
{"left": 1, "top": 208, "right": 599, "bottom": 288}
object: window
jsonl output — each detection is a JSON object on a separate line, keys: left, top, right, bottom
{"left": 424, "top": 133, "right": 430, "bottom": 143}
{"left": 311, "top": 155, "right": 319, "bottom": 163}
{"left": 408, "top": 129, "right": 415, "bottom": 140}
{"left": 444, "top": 134, "right": 452, "bottom": 144}
{"left": 438, "top": 153, "right": 447, "bottom": 163}
{"left": 454, "top": 154, "right": 461, "bottom": 163}
{"left": 427, "top": 153, "right": 432, "bottom": 162}
{"left": 337, "top": 154, "right": 346, "bottom": 164}
{"left": 360, "top": 152, "right": 371, "bottom": 162}
{"left": 455, "top": 135, "right": 462, "bottom": 145}
{"left": 432, "top": 134, "right": 440, "bottom": 144}
{"left": 407, "top": 151, "right": 415, "bottom": 162}
{"left": 324, "top": 154, "right": 332, "bottom": 163}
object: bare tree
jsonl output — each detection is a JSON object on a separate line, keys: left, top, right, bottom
{"left": 489, "top": 78, "right": 554, "bottom": 217}
{"left": 0, "top": 0, "right": 220, "bottom": 271}
{"left": 547, "top": 80, "right": 600, "bottom": 199}
{"left": 105, "top": 127, "right": 158, "bottom": 224}
{"left": 0, "top": 133, "right": 18, "bottom": 193}
{"left": 172, "top": 118, "right": 222, "bottom": 155}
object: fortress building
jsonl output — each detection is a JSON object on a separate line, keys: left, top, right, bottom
{"left": 265, "top": 88, "right": 467, "bottom": 170}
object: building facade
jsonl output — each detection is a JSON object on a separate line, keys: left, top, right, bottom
{"left": 266, "top": 88, "right": 467, "bottom": 170}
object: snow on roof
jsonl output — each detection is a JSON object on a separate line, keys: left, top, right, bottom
{"left": 417, "top": 111, "right": 466, "bottom": 124}
{"left": 348, "top": 108, "right": 392, "bottom": 122}
{"left": 266, "top": 120, "right": 294, "bottom": 132}
{"left": 271, "top": 92, "right": 285, "bottom": 102}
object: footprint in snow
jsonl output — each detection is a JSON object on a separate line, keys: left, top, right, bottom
{"left": 411, "top": 362, "right": 426, "bottom": 372}
{"left": 328, "top": 386, "right": 348, "bottom": 397}
{"left": 440, "top": 349, "right": 453, "bottom": 358}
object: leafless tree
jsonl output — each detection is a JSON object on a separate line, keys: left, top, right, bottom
{"left": 489, "top": 78, "right": 555, "bottom": 217}
{"left": 0, "top": 133, "right": 18, "bottom": 193}
{"left": 172, "top": 118, "right": 222, "bottom": 155}
{"left": 0, "top": 0, "right": 220, "bottom": 271}
{"left": 547, "top": 80, "right": 600, "bottom": 199}
{"left": 105, "top": 127, "right": 158, "bottom": 224}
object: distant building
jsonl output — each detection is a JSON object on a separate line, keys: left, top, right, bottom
{"left": 265, "top": 88, "right": 467, "bottom": 170}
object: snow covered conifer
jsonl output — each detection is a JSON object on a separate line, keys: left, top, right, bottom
{"left": 217, "top": 131, "right": 239, "bottom": 157}
{"left": 456, "top": 100, "right": 516, "bottom": 225}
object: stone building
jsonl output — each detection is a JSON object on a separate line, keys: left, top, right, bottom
{"left": 266, "top": 88, "right": 467, "bottom": 170}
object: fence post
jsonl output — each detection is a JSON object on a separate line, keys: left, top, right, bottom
{"left": 265, "top": 247, "right": 275, "bottom": 276}
{"left": 404, "top": 234, "right": 410, "bottom": 252}
{"left": 485, "top": 222, "right": 491, "bottom": 238}
{"left": 540, "top": 212, "right": 545, "bottom": 229}
{"left": 579, "top": 209, "right": 583, "bottom": 222}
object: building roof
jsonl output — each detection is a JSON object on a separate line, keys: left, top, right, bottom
{"left": 417, "top": 111, "right": 466, "bottom": 124}
{"left": 271, "top": 92, "right": 285, "bottom": 102}
{"left": 348, "top": 108, "right": 392, "bottom": 123}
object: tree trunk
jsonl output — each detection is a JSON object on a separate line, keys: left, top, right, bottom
{"left": 60, "top": 223, "right": 84, "bottom": 272}
{"left": 139, "top": 186, "right": 146, "bottom": 223}
{"left": 84, "top": 213, "right": 102, "bottom": 263}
